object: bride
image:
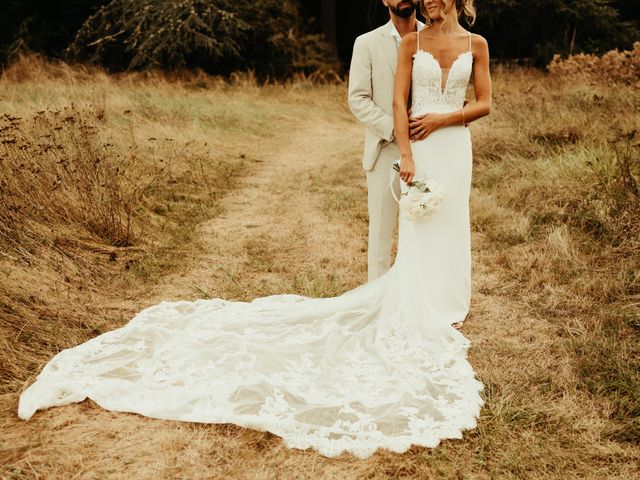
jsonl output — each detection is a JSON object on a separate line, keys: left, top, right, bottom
{"left": 18, "top": 0, "right": 491, "bottom": 459}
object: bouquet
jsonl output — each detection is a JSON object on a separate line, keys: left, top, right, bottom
{"left": 391, "top": 160, "right": 445, "bottom": 221}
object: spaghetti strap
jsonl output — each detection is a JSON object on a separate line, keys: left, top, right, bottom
{"left": 417, "top": 26, "right": 420, "bottom": 53}
{"left": 468, "top": 30, "right": 472, "bottom": 52}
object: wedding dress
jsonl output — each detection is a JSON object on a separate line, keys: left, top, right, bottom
{"left": 18, "top": 32, "right": 484, "bottom": 459}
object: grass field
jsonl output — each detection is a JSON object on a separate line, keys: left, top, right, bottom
{"left": 1, "top": 55, "right": 639, "bottom": 479}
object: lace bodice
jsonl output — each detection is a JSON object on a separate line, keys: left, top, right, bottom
{"left": 411, "top": 42, "right": 473, "bottom": 116}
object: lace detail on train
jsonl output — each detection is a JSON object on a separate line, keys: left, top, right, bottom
{"left": 19, "top": 291, "right": 484, "bottom": 458}
{"left": 411, "top": 50, "right": 473, "bottom": 115}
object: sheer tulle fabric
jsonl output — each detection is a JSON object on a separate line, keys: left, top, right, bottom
{"left": 18, "top": 40, "right": 484, "bottom": 459}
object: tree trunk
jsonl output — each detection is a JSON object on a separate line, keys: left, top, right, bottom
{"left": 321, "top": 0, "right": 337, "bottom": 53}
{"left": 569, "top": 22, "right": 577, "bottom": 55}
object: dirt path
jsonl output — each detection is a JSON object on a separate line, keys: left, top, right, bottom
{"left": 147, "top": 117, "right": 368, "bottom": 304}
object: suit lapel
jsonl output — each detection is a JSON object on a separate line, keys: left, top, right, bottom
{"left": 379, "top": 21, "right": 398, "bottom": 75}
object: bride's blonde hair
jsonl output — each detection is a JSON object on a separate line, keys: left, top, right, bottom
{"left": 421, "top": 0, "right": 477, "bottom": 27}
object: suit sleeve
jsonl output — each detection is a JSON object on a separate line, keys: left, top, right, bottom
{"left": 347, "top": 36, "right": 395, "bottom": 142}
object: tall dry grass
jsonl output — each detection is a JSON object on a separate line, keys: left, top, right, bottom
{"left": 470, "top": 62, "right": 640, "bottom": 451}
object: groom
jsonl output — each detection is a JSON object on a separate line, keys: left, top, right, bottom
{"left": 348, "top": 1, "right": 423, "bottom": 281}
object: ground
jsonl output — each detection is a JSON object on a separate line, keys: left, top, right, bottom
{"left": 1, "top": 57, "right": 639, "bottom": 479}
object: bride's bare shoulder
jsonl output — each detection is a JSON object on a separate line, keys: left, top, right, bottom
{"left": 470, "top": 33, "right": 489, "bottom": 50}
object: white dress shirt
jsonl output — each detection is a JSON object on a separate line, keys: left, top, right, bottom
{"left": 390, "top": 20, "right": 426, "bottom": 46}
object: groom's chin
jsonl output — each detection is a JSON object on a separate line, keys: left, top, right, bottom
{"left": 396, "top": 7, "right": 415, "bottom": 18}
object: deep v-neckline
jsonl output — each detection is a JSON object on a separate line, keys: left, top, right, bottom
{"left": 414, "top": 49, "right": 472, "bottom": 97}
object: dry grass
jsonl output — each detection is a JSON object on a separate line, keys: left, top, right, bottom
{"left": 1, "top": 55, "right": 639, "bottom": 479}
{"left": 469, "top": 66, "right": 640, "bottom": 470}
{"left": 548, "top": 41, "right": 640, "bottom": 87}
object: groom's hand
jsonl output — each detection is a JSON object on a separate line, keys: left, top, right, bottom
{"left": 409, "top": 113, "right": 445, "bottom": 141}
{"left": 409, "top": 100, "right": 470, "bottom": 140}
{"left": 409, "top": 115, "right": 424, "bottom": 141}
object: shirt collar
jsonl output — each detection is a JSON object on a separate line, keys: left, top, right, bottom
{"left": 389, "top": 20, "right": 425, "bottom": 42}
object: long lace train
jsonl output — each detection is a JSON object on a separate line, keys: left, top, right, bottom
{"left": 18, "top": 265, "right": 484, "bottom": 458}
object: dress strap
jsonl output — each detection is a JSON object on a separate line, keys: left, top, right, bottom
{"left": 467, "top": 30, "right": 472, "bottom": 52}
{"left": 417, "top": 25, "right": 420, "bottom": 53}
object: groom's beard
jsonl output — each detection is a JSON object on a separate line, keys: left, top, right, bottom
{"left": 390, "top": 1, "right": 418, "bottom": 18}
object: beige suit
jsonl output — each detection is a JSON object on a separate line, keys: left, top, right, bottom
{"left": 348, "top": 20, "right": 402, "bottom": 281}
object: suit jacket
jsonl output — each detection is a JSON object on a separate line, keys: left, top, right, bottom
{"left": 348, "top": 20, "right": 399, "bottom": 171}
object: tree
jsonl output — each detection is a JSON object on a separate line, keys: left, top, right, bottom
{"left": 474, "top": 0, "right": 639, "bottom": 65}
{"left": 65, "top": 0, "right": 337, "bottom": 79}
{"left": 321, "top": 0, "right": 337, "bottom": 53}
{"left": 0, "top": 0, "right": 108, "bottom": 65}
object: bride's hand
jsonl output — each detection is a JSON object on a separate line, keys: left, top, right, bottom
{"left": 409, "top": 113, "right": 445, "bottom": 141}
{"left": 400, "top": 155, "right": 415, "bottom": 185}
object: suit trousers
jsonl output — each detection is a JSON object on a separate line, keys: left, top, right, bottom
{"left": 366, "top": 141, "right": 401, "bottom": 281}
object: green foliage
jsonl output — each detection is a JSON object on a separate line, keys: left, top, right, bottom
{"left": 65, "top": 0, "right": 337, "bottom": 79}
{"left": 238, "top": 0, "right": 337, "bottom": 79}
{"left": 475, "top": 0, "right": 639, "bottom": 65}
{"left": 66, "top": 0, "right": 246, "bottom": 71}
{"left": 0, "top": 0, "right": 109, "bottom": 66}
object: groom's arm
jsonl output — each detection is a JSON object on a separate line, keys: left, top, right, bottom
{"left": 348, "top": 36, "right": 395, "bottom": 142}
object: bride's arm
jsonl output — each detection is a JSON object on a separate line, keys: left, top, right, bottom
{"left": 461, "top": 34, "right": 492, "bottom": 125}
{"left": 393, "top": 33, "right": 417, "bottom": 185}
{"left": 409, "top": 34, "right": 492, "bottom": 140}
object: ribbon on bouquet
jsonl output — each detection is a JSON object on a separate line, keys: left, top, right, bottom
{"left": 388, "top": 159, "right": 409, "bottom": 203}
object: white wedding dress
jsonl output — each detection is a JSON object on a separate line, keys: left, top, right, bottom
{"left": 18, "top": 33, "right": 483, "bottom": 459}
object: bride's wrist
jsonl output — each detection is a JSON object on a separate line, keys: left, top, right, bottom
{"left": 442, "top": 112, "right": 457, "bottom": 127}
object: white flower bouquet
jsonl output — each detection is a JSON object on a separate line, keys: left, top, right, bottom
{"left": 391, "top": 160, "right": 445, "bottom": 222}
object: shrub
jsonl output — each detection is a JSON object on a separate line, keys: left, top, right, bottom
{"left": 0, "top": 106, "right": 145, "bottom": 251}
{"left": 548, "top": 41, "right": 640, "bottom": 86}
{"left": 65, "top": 0, "right": 338, "bottom": 80}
